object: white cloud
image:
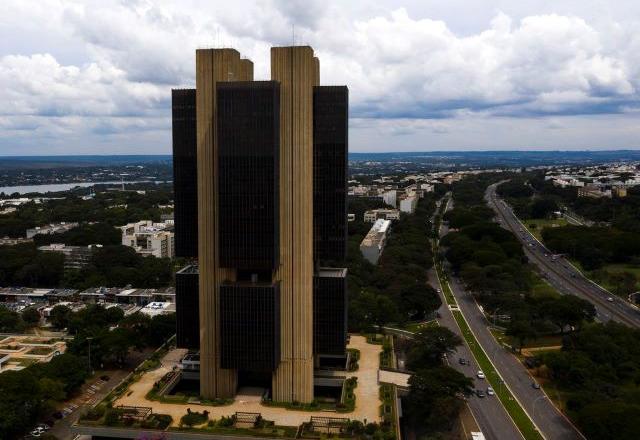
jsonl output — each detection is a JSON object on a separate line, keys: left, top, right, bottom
{"left": 0, "top": 0, "right": 640, "bottom": 153}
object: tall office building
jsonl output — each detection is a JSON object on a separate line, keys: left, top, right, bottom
{"left": 172, "top": 45, "right": 347, "bottom": 403}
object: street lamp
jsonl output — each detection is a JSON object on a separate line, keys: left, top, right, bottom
{"left": 493, "top": 307, "right": 501, "bottom": 327}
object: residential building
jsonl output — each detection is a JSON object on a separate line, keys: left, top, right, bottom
{"left": 172, "top": 46, "right": 348, "bottom": 403}
{"left": 26, "top": 222, "right": 78, "bottom": 239}
{"left": 364, "top": 208, "right": 400, "bottom": 223}
{"left": 613, "top": 186, "right": 628, "bottom": 197}
{"left": 120, "top": 220, "right": 175, "bottom": 258}
{"left": 383, "top": 190, "right": 397, "bottom": 207}
{"left": 399, "top": 195, "right": 417, "bottom": 213}
{"left": 0, "top": 236, "right": 32, "bottom": 246}
{"left": 578, "top": 184, "right": 609, "bottom": 198}
{"left": 38, "top": 243, "right": 100, "bottom": 270}
{"left": 359, "top": 219, "right": 391, "bottom": 264}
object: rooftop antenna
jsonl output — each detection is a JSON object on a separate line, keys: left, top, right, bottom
{"left": 216, "top": 26, "right": 220, "bottom": 48}
{"left": 292, "top": 24, "right": 295, "bottom": 46}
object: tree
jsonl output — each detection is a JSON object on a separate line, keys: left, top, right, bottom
{"left": 49, "top": 305, "right": 72, "bottom": 330}
{"left": 399, "top": 284, "right": 441, "bottom": 321}
{"left": 404, "top": 366, "right": 473, "bottom": 433}
{"left": 21, "top": 307, "right": 41, "bottom": 327}
{"left": 0, "top": 305, "right": 23, "bottom": 332}
{"left": 541, "top": 295, "right": 596, "bottom": 334}
{"left": 407, "top": 327, "right": 463, "bottom": 370}
{"left": 576, "top": 402, "right": 640, "bottom": 440}
{"left": 610, "top": 271, "right": 637, "bottom": 297}
{"left": 506, "top": 318, "right": 538, "bottom": 352}
{"left": 40, "top": 353, "right": 90, "bottom": 393}
{"left": 529, "top": 197, "right": 558, "bottom": 219}
{"left": 0, "top": 370, "right": 44, "bottom": 439}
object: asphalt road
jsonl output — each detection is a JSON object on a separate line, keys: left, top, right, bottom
{"left": 437, "top": 192, "right": 582, "bottom": 439}
{"left": 486, "top": 183, "right": 640, "bottom": 328}
{"left": 429, "top": 267, "right": 524, "bottom": 440}
{"left": 447, "top": 275, "right": 582, "bottom": 440}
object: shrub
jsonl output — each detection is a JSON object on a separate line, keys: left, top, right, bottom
{"left": 218, "top": 415, "right": 235, "bottom": 427}
{"left": 180, "top": 409, "right": 209, "bottom": 427}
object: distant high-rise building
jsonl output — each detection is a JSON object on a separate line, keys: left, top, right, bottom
{"left": 172, "top": 46, "right": 348, "bottom": 403}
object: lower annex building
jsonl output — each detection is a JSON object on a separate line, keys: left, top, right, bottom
{"left": 172, "top": 45, "right": 348, "bottom": 403}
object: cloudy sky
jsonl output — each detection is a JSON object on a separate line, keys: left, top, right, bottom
{"left": 2, "top": 0, "right": 640, "bottom": 155}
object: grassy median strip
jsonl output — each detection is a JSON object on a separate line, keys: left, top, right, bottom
{"left": 451, "top": 309, "right": 543, "bottom": 440}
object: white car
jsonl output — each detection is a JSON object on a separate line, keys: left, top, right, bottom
{"left": 607, "top": 297, "right": 614, "bottom": 302}
{"left": 477, "top": 370, "right": 485, "bottom": 379}
{"left": 487, "top": 386, "right": 495, "bottom": 396}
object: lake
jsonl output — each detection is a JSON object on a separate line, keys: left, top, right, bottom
{"left": 0, "top": 180, "right": 170, "bottom": 195}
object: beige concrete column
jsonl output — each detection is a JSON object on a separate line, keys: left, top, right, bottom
{"left": 196, "top": 48, "right": 252, "bottom": 399}
{"left": 271, "top": 46, "right": 316, "bottom": 403}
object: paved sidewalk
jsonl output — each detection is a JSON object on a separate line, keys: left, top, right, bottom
{"left": 115, "top": 335, "right": 383, "bottom": 427}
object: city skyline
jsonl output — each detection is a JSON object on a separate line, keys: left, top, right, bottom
{"left": 2, "top": 0, "right": 640, "bottom": 154}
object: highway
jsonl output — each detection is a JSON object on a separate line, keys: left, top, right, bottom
{"left": 486, "top": 182, "right": 640, "bottom": 328}
{"left": 429, "top": 267, "right": 524, "bottom": 440}
{"left": 436, "top": 194, "right": 582, "bottom": 440}
{"left": 447, "top": 275, "right": 582, "bottom": 440}
{"left": 429, "top": 195, "right": 522, "bottom": 440}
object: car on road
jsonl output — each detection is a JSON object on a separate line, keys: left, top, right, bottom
{"left": 486, "top": 386, "right": 495, "bottom": 396}
{"left": 607, "top": 297, "right": 615, "bottom": 302}
{"left": 458, "top": 357, "right": 467, "bottom": 365}
{"left": 532, "top": 381, "right": 541, "bottom": 389}
{"left": 476, "top": 389, "right": 486, "bottom": 398}
{"left": 477, "top": 370, "right": 485, "bottom": 379}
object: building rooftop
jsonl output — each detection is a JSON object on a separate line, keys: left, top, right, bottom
{"left": 317, "top": 267, "right": 347, "bottom": 278}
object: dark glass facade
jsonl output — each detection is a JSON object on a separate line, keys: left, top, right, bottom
{"left": 313, "top": 269, "right": 348, "bottom": 356}
{"left": 172, "top": 89, "right": 199, "bottom": 258}
{"left": 175, "top": 265, "right": 200, "bottom": 350}
{"left": 220, "top": 283, "right": 281, "bottom": 371}
{"left": 217, "top": 82, "right": 280, "bottom": 270}
{"left": 313, "top": 86, "right": 348, "bottom": 263}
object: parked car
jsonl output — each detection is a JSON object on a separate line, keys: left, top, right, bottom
{"left": 486, "top": 386, "right": 495, "bottom": 396}
{"left": 458, "top": 357, "right": 467, "bottom": 365}
{"left": 477, "top": 370, "right": 485, "bottom": 379}
{"left": 607, "top": 297, "right": 615, "bottom": 302}
{"left": 532, "top": 381, "right": 541, "bottom": 389}
{"left": 476, "top": 389, "right": 486, "bottom": 398}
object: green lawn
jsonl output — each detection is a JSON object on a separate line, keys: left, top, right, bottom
{"left": 531, "top": 275, "right": 561, "bottom": 299}
{"left": 452, "top": 310, "right": 543, "bottom": 440}
{"left": 523, "top": 218, "right": 568, "bottom": 242}
{"left": 489, "top": 328, "right": 562, "bottom": 350}
{"left": 573, "top": 262, "right": 640, "bottom": 299}
{"left": 403, "top": 320, "right": 438, "bottom": 333}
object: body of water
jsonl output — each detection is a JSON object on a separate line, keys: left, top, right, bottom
{"left": 0, "top": 180, "right": 170, "bottom": 195}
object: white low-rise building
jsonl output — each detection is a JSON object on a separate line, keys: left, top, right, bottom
{"left": 359, "top": 219, "right": 391, "bottom": 265}
{"left": 364, "top": 209, "right": 400, "bottom": 223}
{"left": 120, "top": 220, "right": 175, "bottom": 258}
{"left": 399, "top": 195, "right": 417, "bottom": 214}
